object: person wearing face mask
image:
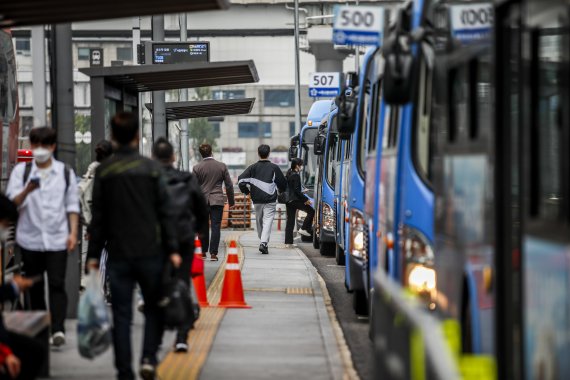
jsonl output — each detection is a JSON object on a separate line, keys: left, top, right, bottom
{"left": 284, "top": 158, "right": 315, "bottom": 246}
{"left": 5, "top": 126, "right": 80, "bottom": 348}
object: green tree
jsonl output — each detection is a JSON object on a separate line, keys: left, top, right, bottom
{"left": 75, "top": 114, "right": 91, "bottom": 176}
{"left": 188, "top": 87, "right": 218, "bottom": 161}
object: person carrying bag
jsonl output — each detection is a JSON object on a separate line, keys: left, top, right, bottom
{"left": 284, "top": 158, "right": 315, "bottom": 245}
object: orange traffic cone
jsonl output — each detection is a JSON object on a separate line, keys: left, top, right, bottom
{"left": 192, "top": 236, "right": 209, "bottom": 307}
{"left": 217, "top": 241, "right": 251, "bottom": 309}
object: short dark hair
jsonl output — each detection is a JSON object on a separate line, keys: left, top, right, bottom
{"left": 152, "top": 137, "right": 174, "bottom": 163}
{"left": 29, "top": 127, "right": 56, "bottom": 145}
{"left": 258, "top": 144, "right": 270, "bottom": 159}
{"left": 199, "top": 144, "right": 213, "bottom": 158}
{"left": 95, "top": 140, "right": 113, "bottom": 162}
{"left": 111, "top": 112, "right": 139, "bottom": 146}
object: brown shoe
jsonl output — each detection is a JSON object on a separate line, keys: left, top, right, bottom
{"left": 210, "top": 254, "right": 219, "bottom": 261}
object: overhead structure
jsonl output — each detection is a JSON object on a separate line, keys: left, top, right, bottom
{"left": 79, "top": 60, "right": 259, "bottom": 159}
{"left": 0, "top": 0, "right": 229, "bottom": 27}
{"left": 145, "top": 98, "right": 256, "bottom": 121}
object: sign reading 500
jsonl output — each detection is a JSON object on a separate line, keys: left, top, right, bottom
{"left": 333, "top": 5, "right": 385, "bottom": 46}
{"left": 450, "top": 3, "right": 493, "bottom": 43}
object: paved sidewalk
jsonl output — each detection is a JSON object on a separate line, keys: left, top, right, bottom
{"left": 42, "top": 234, "right": 228, "bottom": 380}
{"left": 199, "top": 231, "right": 348, "bottom": 380}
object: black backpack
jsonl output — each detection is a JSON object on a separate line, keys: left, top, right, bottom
{"left": 164, "top": 169, "right": 195, "bottom": 243}
{"left": 23, "top": 161, "right": 71, "bottom": 191}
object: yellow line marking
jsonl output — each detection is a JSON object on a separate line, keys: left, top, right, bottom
{"left": 157, "top": 233, "right": 247, "bottom": 380}
{"left": 244, "top": 287, "right": 286, "bottom": 293}
{"left": 286, "top": 287, "right": 314, "bottom": 295}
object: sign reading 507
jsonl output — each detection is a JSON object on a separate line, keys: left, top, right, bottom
{"left": 309, "top": 72, "right": 340, "bottom": 98}
{"left": 333, "top": 6, "right": 385, "bottom": 46}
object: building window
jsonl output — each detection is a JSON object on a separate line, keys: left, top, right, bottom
{"left": 264, "top": 89, "right": 294, "bottom": 107}
{"left": 116, "top": 47, "right": 132, "bottom": 61}
{"left": 290, "top": 122, "right": 296, "bottom": 137}
{"left": 238, "top": 122, "right": 272, "bottom": 138}
{"left": 15, "top": 38, "right": 30, "bottom": 55}
{"left": 211, "top": 122, "right": 221, "bottom": 138}
{"left": 78, "top": 48, "right": 90, "bottom": 61}
{"left": 212, "top": 90, "right": 245, "bottom": 100}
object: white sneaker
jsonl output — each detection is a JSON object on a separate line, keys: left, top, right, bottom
{"left": 298, "top": 229, "right": 311, "bottom": 237}
{"left": 52, "top": 331, "right": 66, "bottom": 347}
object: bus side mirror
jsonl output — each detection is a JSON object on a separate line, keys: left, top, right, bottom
{"left": 337, "top": 89, "right": 358, "bottom": 140}
{"left": 383, "top": 34, "right": 414, "bottom": 105}
{"left": 314, "top": 135, "right": 326, "bottom": 155}
{"left": 289, "top": 145, "right": 299, "bottom": 161}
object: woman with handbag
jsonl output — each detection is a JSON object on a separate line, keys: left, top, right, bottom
{"left": 285, "top": 158, "right": 315, "bottom": 245}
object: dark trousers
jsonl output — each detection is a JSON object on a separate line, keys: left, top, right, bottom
{"left": 202, "top": 205, "right": 224, "bottom": 255}
{"left": 107, "top": 255, "right": 164, "bottom": 380}
{"left": 21, "top": 249, "right": 68, "bottom": 333}
{"left": 285, "top": 200, "right": 315, "bottom": 244}
{"left": 175, "top": 240, "right": 195, "bottom": 341}
{"left": 0, "top": 331, "right": 45, "bottom": 380}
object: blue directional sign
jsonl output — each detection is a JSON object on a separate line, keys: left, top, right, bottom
{"left": 309, "top": 72, "right": 340, "bottom": 98}
{"left": 333, "top": 6, "right": 385, "bottom": 46}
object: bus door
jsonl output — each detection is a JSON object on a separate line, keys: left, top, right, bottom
{"left": 496, "top": 0, "right": 570, "bottom": 378}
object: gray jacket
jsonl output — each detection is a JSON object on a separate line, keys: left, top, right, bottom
{"left": 193, "top": 157, "right": 235, "bottom": 207}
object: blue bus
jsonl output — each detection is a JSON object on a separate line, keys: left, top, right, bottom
{"left": 290, "top": 99, "right": 335, "bottom": 241}
{"left": 312, "top": 107, "right": 340, "bottom": 256}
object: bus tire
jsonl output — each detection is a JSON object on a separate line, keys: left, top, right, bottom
{"left": 319, "top": 242, "right": 335, "bottom": 257}
{"left": 353, "top": 289, "right": 368, "bottom": 315}
{"left": 335, "top": 244, "right": 345, "bottom": 266}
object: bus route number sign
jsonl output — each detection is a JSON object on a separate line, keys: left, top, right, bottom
{"left": 333, "top": 5, "right": 384, "bottom": 46}
{"left": 309, "top": 72, "right": 340, "bottom": 98}
{"left": 450, "top": 3, "right": 493, "bottom": 43}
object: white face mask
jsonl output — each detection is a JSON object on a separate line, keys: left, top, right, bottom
{"left": 33, "top": 147, "right": 53, "bottom": 164}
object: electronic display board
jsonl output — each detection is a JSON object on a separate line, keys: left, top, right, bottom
{"left": 152, "top": 42, "right": 210, "bottom": 64}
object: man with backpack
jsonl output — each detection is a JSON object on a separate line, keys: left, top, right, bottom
{"left": 238, "top": 145, "right": 287, "bottom": 255}
{"left": 6, "top": 126, "right": 80, "bottom": 347}
{"left": 152, "top": 138, "right": 209, "bottom": 353}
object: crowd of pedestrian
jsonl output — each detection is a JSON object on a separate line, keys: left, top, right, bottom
{"left": 0, "top": 111, "right": 315, "bottom": 380}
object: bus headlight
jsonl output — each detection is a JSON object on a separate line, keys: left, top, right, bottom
{"left": 400, "top": 226, "right": 436, "bottom": 306}
{"left": 322, "top": 203, "right": 335, "bottom": 232}
{"left": 350, "top": 210, "right": 367, "bottom": 260}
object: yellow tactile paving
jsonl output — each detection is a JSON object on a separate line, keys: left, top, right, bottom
{"left": 286, "top": 287, "right": 314, "bottom": 295}
{"left": 157, "top": 233, "right": 245, "bottom": 380}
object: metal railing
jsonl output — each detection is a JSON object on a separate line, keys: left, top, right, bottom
{"left": 372, "top": 269, "right": 459, "bottom": 380}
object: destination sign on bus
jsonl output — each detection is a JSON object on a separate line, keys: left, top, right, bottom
{"left": 152, "top": 42, "right": 209, "bottom": 64}
{"left": 450, "top": 3, "right": 493, "bottom": 43}
{"left": 309, "top": 72, "right": 341, "bottom": 98}
{"left": 333, "top": 5, "right": 384, "bottom": 46}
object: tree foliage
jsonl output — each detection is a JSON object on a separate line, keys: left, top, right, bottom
{"left": 188, "top": 87, "right": 218, "bottom": 161}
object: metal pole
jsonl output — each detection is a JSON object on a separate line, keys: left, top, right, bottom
{"left": 152, "top": 15, "right": 167, "bottom": 140}
{"left": 354, "top": 0, "right": 360, "bottom": 74}
{"left": 179, "top": 13, "right": 190, "bottom": 171}
{"left": 293, "top": 0, "right": 302, "bottom": 134}
{"left": 132, "top": 17, "right": 144, "bottom": 153}
{"left": 31, "top": 26, "right": 46, "bottom": 126}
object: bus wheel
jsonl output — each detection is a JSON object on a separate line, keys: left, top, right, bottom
{"left": 320, "top": 242, "right": 335, "bottom": 257}
{"left": 312, "top": 229, "right": 320, "bottom": 249}
{"left": 335, "top": 245, "right": 345, "bottom": 266}
{"left": 353, "top": 289, "right": 368, "bottom": 316}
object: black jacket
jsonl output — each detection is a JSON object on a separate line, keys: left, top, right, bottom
{"left": 162, "top": 165, "right": 209, "bottom": 245}
{"left": 87, "top": 147, "right": 178, "bottom": 262}
{"left": 287, "top": 171, "right": 309, "bottom": 203}
{"left": 238, "top": 160, "right": 287, "bottom": 204}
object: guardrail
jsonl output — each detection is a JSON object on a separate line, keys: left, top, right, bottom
{"left": 372, "top": 269, "right": 459, "bottom": 380}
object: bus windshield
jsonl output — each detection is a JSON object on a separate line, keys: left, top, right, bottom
{"left": 301, "top": 127, "right": 318, "bottom": 189}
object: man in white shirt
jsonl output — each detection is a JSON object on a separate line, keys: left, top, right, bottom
{"left": 6, "top": 127, "right": 80, "bottom": 347}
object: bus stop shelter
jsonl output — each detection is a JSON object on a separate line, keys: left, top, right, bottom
{"left": 145, "top": 98, "right": 256, "bottom": 121}
{"left": 0, "top": 0, "right": 228, "bottom": 26}
{"left": 79, "top": 60, "right": 259, "bottom": 157}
